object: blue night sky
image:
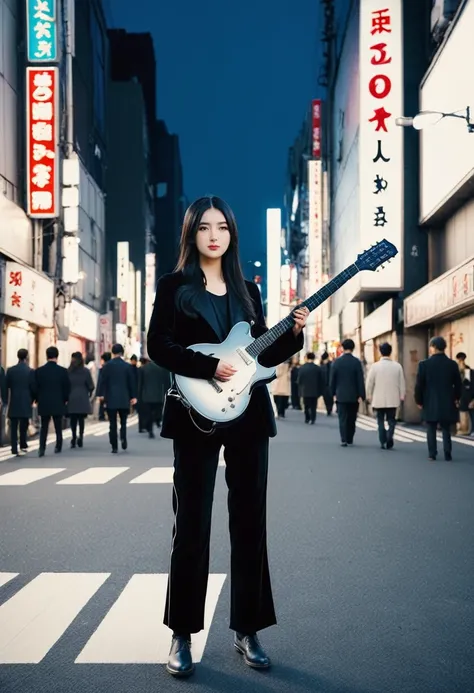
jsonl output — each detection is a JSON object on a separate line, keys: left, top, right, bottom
{"left": 108, "top": 0, "right": 321, "bottom": 270}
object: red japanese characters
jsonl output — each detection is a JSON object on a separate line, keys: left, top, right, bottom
{"left": 26, "top": 67, "right": 58, "bottom": 218}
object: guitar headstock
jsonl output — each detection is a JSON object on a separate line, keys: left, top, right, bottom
{"left": 355, "top": 239, "right": 398, "bottom": 272}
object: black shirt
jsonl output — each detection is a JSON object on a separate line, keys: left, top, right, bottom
{"left": 208, "top": 292, "right": 230, "bottom": 339}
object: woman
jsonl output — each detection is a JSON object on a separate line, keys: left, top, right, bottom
{"left": 147, "top": 196, "right": 308, "bottom": 678}
{"left": 272, "top": 359, "right": 291, "bottom": 417}
{"left": 290, "top": 357, "right": 301, "bottom": 410}
{"left": 67, "top": 352, "right": 94, "bottom": 448}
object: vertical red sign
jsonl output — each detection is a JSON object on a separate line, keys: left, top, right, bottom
{"left": 26, "top": 66, "right": 58, "bottom": 218}
{"left": 312, "top": 99, "right": 322, "bottom": 159}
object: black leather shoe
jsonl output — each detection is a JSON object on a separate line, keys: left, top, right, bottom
{"left": 70, "top": 440, "right": 76, "bottom": 449}
{"left": 234, "top": 632, "right": 271, "bottom": 669}
{"left": 166, "top": 636, "right": 194, "bottom": 677}
{"left": 54, "top": 445, "right": 62, "bottom": 454}
{"left": 38, "top": 448, "right": 45, "bottom": 458}
{"left": 445, "top": 452, "right": 452, "bottom": 461}
{"left": 77, "top": 437, "right": 83, "bottom": 448}
{"left": 121, "top": 438, "right": 128, "bottom": 450}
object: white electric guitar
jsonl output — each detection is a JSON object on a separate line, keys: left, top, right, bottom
{"left": 171, "top": 239, "right": 398, "bottom": 432}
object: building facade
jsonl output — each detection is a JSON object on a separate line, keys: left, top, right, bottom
{"left": 320, "top": 0, "right": 433, "bottom": 420}
{"left": 404, "top": 0, "right": 474, "bottom": 370}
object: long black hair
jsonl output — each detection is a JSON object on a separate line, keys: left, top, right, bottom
{"left": 69, "top": 351, "right": 84, "bottom": 371}
{"left": 175, "top": 196, "right": 256, "bottom": 320}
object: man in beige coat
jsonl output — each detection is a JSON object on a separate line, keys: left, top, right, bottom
{"left": 366, "top": 342, "right": 406, "bottom": 449}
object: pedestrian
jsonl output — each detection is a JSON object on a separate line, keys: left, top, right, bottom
{"left": 330, "top": 338, "right": 365, "bottom": 447}
{"left": 138, "top": 358, "right": 170, "bottom": 437}
{"left": 67, "top": 352, "right": 95, "bottom": 448}
{"left": 147, "top": 196, "right": 307, "bottom": 677}
{"left": 365, "top": 342, "right": 406, "bottom": 449}
{"left": 33, "top": 346, "right": 70, "bottom": 457}
{"left": 129, "top": 354, "right": 143, "bottom": 431}
{"left": 415, "top": 337, "right": 462, "bottom": 461}
{"left": 290, "top": 358, "right": 302, "bottom": 410}
{"left": 297, "top": 352, "right": 323, "bottom": 424}
{"left": 455, "top": 352, "right": 474, "bottom": 435}
{"left": 97, "top": 344, "right": 137, "bottom": 454}
{"left": 320, "top": 352, "right": 333, "bottom": 415}
{"left": 97, "top": 352, "right": 111, "bottom": 421}
{"left": 0, "top": 363, "right": 6, "bottom": 408}
{"left": 5, "top": 349, "right": 35, "bottom": 456}
{"left": 272, "top": 360, "right": 291, "bottom": 418}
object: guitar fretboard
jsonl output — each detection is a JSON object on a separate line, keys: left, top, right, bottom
{"left": 246, "top": 263, "right": 359, "bottom": 358}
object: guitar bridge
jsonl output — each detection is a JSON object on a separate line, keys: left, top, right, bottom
{"left": 236, "top": 348, "right": 253, "bottom": 366}
{"left": 208, "top": 379, "right": 223, "bottom": 393}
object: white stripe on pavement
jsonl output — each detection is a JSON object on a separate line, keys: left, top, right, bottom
{"left": 0, "top": 468, "right": 66, "bottom": 486}
{"left": 0, "top": 571, "right": 227, "bottom": 664}
{"left": 130, "top": 468, "right": 174, "bottom": 484}
{"left": 0, "top": 573, "right": 18, "bottom": 589}
{"left": 56, "top": 467, "right": 130, "bottom": 485}
{"left": 75, "top": 573, "right": 226, "bottom": 664}
{"left": 357, "top": 414, "right": 474, "bottom": 447}
{"left": 0, "top": 572, "right": 110, "bottom": 664}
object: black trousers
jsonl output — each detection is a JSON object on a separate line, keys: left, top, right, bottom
{"left": 143, "top": 402, "right": 162, "bottom": 433}
{"left": 376, "top": 407, "right": 397, "bottom": 446}
{"left": 108, "top": 409, "right": 128, "bottom": 449}
{"left": 323, "top": 388, "right": 333, "bottom": 415}
{"left": 274, "top": 395, "right": 288, "bottom": 417}
{"left": 10, "top": 417, "right": 28, "bottom": 454}
{"left": 337, "top": 401, "right": 359, "bottom": 444}
{"left": 40, "top": 415, "right": 63, "bottom": 451}
{"left": 164, "top": 432, "right": 276, "bottom": 635}
{"left": 70, "top": 414, "right": 86, "bottom": 441}
{"left": 426, "top": 421, "right": 452, "bottom": 458}
{"left": 303, "top": 396, "right": 317, "bottom": 423}
{"left": 291, "top": 385, "right": 301, "bottom": 410}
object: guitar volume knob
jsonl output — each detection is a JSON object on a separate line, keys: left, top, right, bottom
{"left": 228, "top": 397, "right": 234, "bottom": 402}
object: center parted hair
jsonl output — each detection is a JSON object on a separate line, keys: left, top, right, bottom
{"left": 175, "top": 196, "right": 256, "bottom": 320}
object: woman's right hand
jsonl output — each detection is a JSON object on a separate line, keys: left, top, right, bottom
{"left": 215, "top": 361, "right": 237, "bottom": 382}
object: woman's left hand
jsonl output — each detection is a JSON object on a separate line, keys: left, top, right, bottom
{"left": 292, "top": 306, "right": 310, "bottom": 336}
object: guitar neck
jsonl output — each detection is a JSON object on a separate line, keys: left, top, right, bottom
{"left": 247, "top": 263, "right": 360, "bottom": 358}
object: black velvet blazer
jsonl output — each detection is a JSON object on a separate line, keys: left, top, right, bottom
{"left": 147, "top": 271, "right": 304, "bottom": 440}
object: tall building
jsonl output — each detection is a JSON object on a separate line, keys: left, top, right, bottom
{"left": 0, "top": 0, "right": 55, "bottom": 373}
{"left": 155, "top": 119, "right": 186, "bottom": 278}
{"left": 403, "top": 1, "right": 474, "bottom": 371}
{"left": 320, "top": 0, "right": 432, "bottom": 420}
{"left": 106, "top": 29, "right": 157, "bottom": 353}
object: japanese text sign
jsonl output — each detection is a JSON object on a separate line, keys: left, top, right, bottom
{"left": 312, "top": 99, "right": 322, "bottom": 159}
{"left": 26, "top": 67, "right": 59, "bottom": 218}
{"left": 359, "top": 1, "right": 403, "bottom": 291}
{"left": 3, "top": 261, "right": 54, "bottom": 327}
{"left": 27, "top": 0, "right": 58, "bottom": 63}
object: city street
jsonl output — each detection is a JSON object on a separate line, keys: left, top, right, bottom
{"left": 0, "top": 410, "right": 473, "bottom": 693}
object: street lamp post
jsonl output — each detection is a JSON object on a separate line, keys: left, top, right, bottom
{"left": 395, "top": 107, "right": 474, "bottom": 133}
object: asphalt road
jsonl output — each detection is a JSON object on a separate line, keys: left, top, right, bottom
{"left": 0, "top": 409, "right": 473, "bottom": 693}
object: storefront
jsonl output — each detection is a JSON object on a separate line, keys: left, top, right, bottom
{"left": 1, "top": 261, "right": 55, "bottom": 368}
{"left": 404, "top": 256, "right": 474, "bottom": 359}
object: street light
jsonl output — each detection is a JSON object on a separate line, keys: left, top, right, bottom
{"left": 395, "top": 107, "right": 474, "bottom": 133}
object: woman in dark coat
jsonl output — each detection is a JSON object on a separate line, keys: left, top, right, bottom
{"left": 68, "top": 352, "right": 94, "bottom": 448}
{"left": 147, "top": 196, "right": 308, "bottom": 678}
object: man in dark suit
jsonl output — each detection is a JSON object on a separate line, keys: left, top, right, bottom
{"left": 297, "top": 352, "right": 323, "bottom": 424}
{"left": 5, "top": 349, "right": 35, "bottom": 456}
{"left": 138, "top": 357, "right": 170, "bottom": 438}
{"left": 415, "top": 336, "right": 462, "bottom": 461}
{"left": 97, "top": 343, "right": 137, "bottom": 453}
{"left": 34, "top": 346, "right": 70, "bottom": 457}
{"left": 330, "top": 338, "right": 366, "bottom": 447}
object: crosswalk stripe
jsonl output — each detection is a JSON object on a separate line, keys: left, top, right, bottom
{"left": 56, "top": 467, "right": 130, "bottom": 485}
{"left": 0, "top": 573, "right": 18, "bottom": 589}
{"left": 130, "top": 468, "right": 174, "bottom": 484}
{"left": 0, "top": 572, "right": 110, "bottom": 664}
{"left": 75, "top": 573, "right": 227, "bottom": 664}
{"left": 357, "top": 414, "right": 474, "bottom": 447}
{"left": 0, "top": 468, "right": 66, "bottom": 485}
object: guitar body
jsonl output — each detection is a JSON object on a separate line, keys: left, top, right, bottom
{"left": 174, "top": 322, "right": 276, "bottom": 425}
